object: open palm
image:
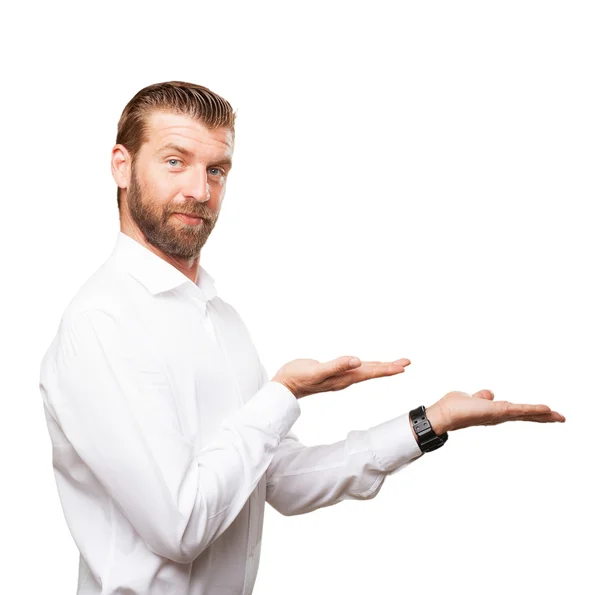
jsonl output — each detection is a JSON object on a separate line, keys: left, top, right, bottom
{"left": 433, "top": 390, "right": 566, "bottom": 433}
{"left": 273, "top": 356, "right": 410, "bottom": 399}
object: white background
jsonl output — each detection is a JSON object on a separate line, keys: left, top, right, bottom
{"left": 1, "top": 1, "right": 598, "bottom": 593}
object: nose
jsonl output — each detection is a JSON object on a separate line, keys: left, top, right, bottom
{"left": 183, "top": 167, "right": 210, "bottom": 203}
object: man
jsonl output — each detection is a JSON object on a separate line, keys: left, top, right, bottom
{"left": 39, "top": 81, "right": 565, "bottom": 595}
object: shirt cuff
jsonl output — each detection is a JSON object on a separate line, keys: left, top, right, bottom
{"left": 242, "top": 380, "right": 301, "bottom": 441}
{"left": 367, "top": 412, "right": 424, "bottom": 473}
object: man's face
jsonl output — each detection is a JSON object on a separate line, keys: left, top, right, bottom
{"left": 125, "top": 111, "right": 233, "bottom": 258}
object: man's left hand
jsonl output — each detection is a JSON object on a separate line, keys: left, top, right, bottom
{"left": 426, "top": 390, "right": 566, "bottom": 435}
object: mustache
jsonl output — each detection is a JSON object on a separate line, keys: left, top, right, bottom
{"left": 167, "top": 204, "right": 214, "bottom": 221}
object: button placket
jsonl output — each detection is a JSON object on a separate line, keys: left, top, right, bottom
{"left": 192, "top": 296, "right": 217, "bottom": 342}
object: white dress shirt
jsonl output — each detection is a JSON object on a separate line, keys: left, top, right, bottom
{"left": 39, "top": 231, "right": 424, "bottom": 595}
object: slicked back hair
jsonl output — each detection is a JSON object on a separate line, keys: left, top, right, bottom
{"left": 115, "top": 81, "right": 236, "bottom": 211}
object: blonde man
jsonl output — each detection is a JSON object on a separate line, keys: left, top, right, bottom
{"left": 39, "top": 81, "right": 565, "bottom": 595}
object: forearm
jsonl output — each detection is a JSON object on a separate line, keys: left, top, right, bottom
{"left": 266, "top": 412, "right": 423, "bottom": 516}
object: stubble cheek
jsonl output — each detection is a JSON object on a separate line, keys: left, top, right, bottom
{"left": 150, "top": 181, "right": 179, "bottom": 220}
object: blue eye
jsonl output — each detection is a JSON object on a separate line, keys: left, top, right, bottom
{"left": 167, "top": 159, "right": 182, "bottom": 167}
{"left": 208, "top": 167, "right": 224, "bottom": 177}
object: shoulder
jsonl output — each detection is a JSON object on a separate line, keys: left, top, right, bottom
{"left": 40, "top": 258, "right": 153, "bottom": 380}
{"left": 61, "top": 259, "right": 143, "bottom": 326}
{"left": 49, "top": 260, "right": 146, "bottom": 358}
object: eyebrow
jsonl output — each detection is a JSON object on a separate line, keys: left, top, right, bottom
{"left": 156, "top": 143, "right": 232, "bottom": 168}
{"left": 156, "top": 143, "right": 195, "bottom": 158}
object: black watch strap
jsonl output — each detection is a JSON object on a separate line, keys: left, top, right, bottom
{"left": 409, "top": 405, "right": 448, "bottom": 453}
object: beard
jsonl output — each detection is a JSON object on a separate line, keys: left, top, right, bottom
{"left": 127, "top": 164, "right": 219, "bottom": 259}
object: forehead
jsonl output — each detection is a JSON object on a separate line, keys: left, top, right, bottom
{"left": 143, "top": 110, "right": 233, "bottom": 157}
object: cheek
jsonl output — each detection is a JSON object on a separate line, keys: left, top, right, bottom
{"left": 146, "top": 173, "right": 179, "bottom": 205}
{"left": 208, "top": 178, "right": 226, "bottom": 200}
{"left": 214, "top": 177, "right": 227, "bottom": 194}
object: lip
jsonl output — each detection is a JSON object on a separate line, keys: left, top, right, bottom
{"left": 173, "top": 213, "right": 204, "bottom": 226}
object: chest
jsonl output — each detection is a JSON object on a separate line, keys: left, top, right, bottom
{"left": 138, "top": 297, "right": 263, "bottom": 448}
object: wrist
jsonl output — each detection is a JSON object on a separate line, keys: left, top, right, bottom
{"left": 272, "top": 376, "right": 300, "bottom": 399}
{"left": 410, "top": 408, "right": 445, "bottom": 444}
{"left": 425, "top": 404, "right": 447, "bottom": 435}
{"left": 409, "top": 405, "right": 450, "bottom": 454}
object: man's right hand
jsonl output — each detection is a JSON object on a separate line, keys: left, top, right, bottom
{"left": 272, "top": 356, "right": 410, "bottom": 399}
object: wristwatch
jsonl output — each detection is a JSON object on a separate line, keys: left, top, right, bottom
{"left": 409, "top": 405, "right": 449, "bottom": 453}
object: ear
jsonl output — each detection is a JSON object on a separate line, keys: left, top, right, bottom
{"left": 111, "top": 144, "right": 132, "bottom": 191}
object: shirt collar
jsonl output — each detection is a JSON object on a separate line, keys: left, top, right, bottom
{"left": 111, "top": 231, "right": 217, "bottom": 300}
